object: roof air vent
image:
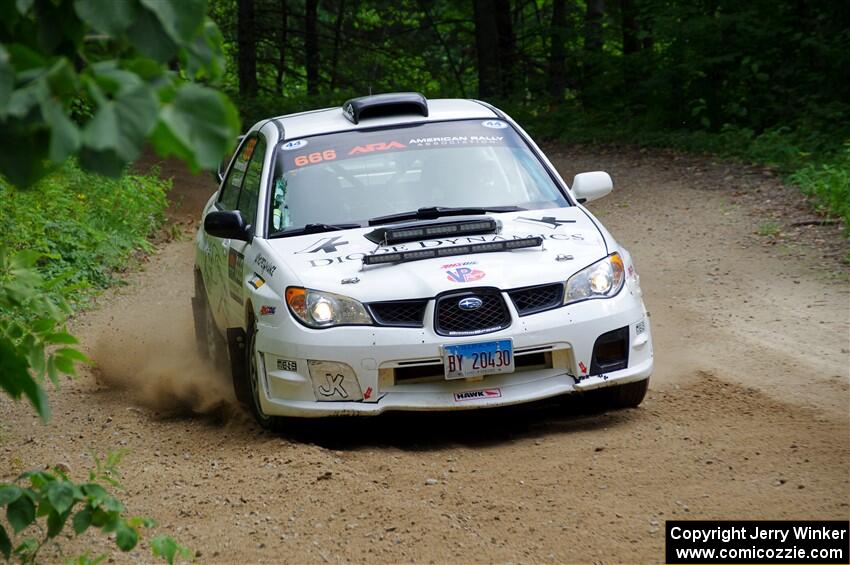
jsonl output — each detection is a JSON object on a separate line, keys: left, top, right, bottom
{"left": 342, "top": 92, "right": 429, "bottom": 124}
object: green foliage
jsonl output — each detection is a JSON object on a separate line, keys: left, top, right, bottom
{"left": 0, "top": 0, "right": 239, "bottom": 187}
{"left": 0, "top": 162, "right": 169, "bottom": 311}
{"left": 791, "top": 145, "right": 850, "bottom": 236}
{"left": 0, "top": 249, "right": 89, "bottom": 421}
{"left": 0, "top": 459, "right": 191, "bottom": 564}
{"left": 214, "top": 0, "right": 848, "bottom": 238}
{"left": 757, "top": 221, "right": 781, "bottom": 238}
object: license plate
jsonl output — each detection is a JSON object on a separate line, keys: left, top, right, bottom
{"left": 442, "top": 339, "right": 514, "bottom": 380}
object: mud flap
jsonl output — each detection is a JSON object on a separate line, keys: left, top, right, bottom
{"left": 191, "top": 295, "right": 207, "bottom": 358}
{"left": 227, "top": 327, "right": 251, "bottom": 406}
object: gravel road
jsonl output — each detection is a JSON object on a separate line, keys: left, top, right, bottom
{"left": 2, "top": 145, "right": 847, "bottom": 564}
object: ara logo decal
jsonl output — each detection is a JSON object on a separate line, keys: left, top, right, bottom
{"left": 579, "top": 361, "right": 588, "bottom": 374}
{"left": 296, "top": 236, "right": 350, "bottom": 254}
{"left": 282, "top": 139, "right": 308, "bottom": 151}
{"left": 454, "top": 388, "right": 501, "bottom": 402}
{"left": 348, "top": 141, "right": 405, "bottom": 155}
{"left": 516, "top": 216, "right": 577, "bottom": 229}
{"left": 363, "top": 386, "right": 373, "bottom": 400}
{"left": 481, "top": 120, "right": 508, "bottom": 129}
{"left": 446, "top": 267, "right": 485, "bottom": 283}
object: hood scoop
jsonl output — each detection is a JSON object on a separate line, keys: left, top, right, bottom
{"left": 364, "top": 218, "right": 499, "bottom": 245}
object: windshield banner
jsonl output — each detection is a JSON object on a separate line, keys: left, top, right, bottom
{"left": 277, "top": 119, "right": 522, "bottom": 171}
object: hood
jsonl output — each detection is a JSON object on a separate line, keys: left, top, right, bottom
{"left": 266, "top": 208, "right": 607, "bottom": 302}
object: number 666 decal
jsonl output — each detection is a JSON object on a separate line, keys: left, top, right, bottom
{"left": 294, "top": 150, "right": 337, "bottom": 167}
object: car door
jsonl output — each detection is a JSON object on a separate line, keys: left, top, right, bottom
{"left": 203, "top": 135, "right": 257, "bottom": 331}
{"left": 223, "top": 134, "right": 267, "bottom": 327}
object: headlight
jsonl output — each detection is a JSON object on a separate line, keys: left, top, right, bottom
{"left": 564, "top": 253, "right": 625, "bottom": 305}
{"left": 285, "top": 287, "right": 373, "bottom": 328}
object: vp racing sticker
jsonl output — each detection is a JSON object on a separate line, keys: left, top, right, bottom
{"left": 443, "top": 262, "right": 485, "bottom": 283}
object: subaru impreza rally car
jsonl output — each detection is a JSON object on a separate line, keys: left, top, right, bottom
{"left": 193, "top": 92, "right": 653, "bottom": 428}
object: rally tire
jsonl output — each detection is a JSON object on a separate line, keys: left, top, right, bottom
{"left": 246, "top": 320, "right": 285, "bottom": 432}
{"left": 605, "top": 377, "right": 649, "bottom": 409}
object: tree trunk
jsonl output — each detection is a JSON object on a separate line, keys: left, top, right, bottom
{"left": 582, "top": 0, "right": 605, "bottom": 106}
{"left": 305, "top": 0, "right": 319, "bottom": 96}
{"left": 237, "top": 0, "right": 258, "bottom": 97}
{"left": 329, "top": 0, "right": 346, "bottom": 91}
{"left": 473, "top": 0, "right": 500, "bottom": 99}
{"left": 621, "top": 0, "right": 639, "bottom": 57}
{"left": 493, "top": 0, "right": 516, "bottom": 98}
{"left": 275, "top": 0, "right": 288, "bottom": 94}
{"left": 620, "top": 0, "right": 639, "bottom": 95}
{"left": 548, "top": 0, "right": 567, "bottom": 104}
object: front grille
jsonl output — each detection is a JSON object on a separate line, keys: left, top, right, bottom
{"left": 508, "top": 283, "right": 564, "bottom": 316}
{"left": 368, "top": 299, "right": 428, "bottom": 327}
{"left": 434, "top": 288, "right": 511, "bottom": 337}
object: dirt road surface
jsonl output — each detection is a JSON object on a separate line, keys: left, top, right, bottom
{"left": 2, "top": 146, "right": 848, "bottom": 564}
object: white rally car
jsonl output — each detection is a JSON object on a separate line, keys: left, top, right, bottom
{"left": 193, "top": 92, "right": 653, "bottom": 428}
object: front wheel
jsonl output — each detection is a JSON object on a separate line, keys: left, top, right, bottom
{"left": 597, "top": 377, "right": 650, "bottom": 410}
{"left": 246, "top": 321, "right": 285, "bottom": 432}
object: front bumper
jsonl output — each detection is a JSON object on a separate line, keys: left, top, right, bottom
{"left": 253, "top": 285, "right": 653, "bottom": 417}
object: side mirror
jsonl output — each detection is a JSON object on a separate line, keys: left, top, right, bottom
{"left": 571, "top": 171, "right": 613, "bottom": 203}
{"left": 204, "top": 210, "right": 251, "bottom": 241}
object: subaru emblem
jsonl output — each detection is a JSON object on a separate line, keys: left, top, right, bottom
{"left": 458, "top": 297, "right": 483, "bottom": 311}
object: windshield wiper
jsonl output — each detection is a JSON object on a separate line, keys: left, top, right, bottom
{"left": 269, "top": 222, "right": 360, "bottom": 238}
{"left": 367, "top": 206, "right": 525, "bottom": 226}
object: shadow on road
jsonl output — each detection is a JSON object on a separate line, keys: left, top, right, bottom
{"left": 259, "top": 394, "right": 644, "bottom": 451}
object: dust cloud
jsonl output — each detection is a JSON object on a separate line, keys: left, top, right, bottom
{"left": 90, "top": 290, "right": 237, "bottom": 419}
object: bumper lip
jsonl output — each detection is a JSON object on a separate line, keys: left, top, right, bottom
{"left": 259, "top": 357, "right": 653, "bottom": 417}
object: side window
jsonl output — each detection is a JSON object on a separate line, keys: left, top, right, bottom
{"left": 219, "top": 136, "right": 258, "bottom": 210}
{"left": 236, "top": 136, "right": 266, "bottom": 229}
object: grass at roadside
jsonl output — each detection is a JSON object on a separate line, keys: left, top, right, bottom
{"left": 0, "top": 161, "right": 170, "bottom": 314}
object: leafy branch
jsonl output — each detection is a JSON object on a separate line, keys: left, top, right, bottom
{"left": 0, "top": 0, "right": 240, "bottom": 187}
{"left": 0, "top": 461, "right": 192, "bottom": 565}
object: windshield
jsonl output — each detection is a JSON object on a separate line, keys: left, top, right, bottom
{"left": 268, "top": 119, "right": 568, "bottom": 232}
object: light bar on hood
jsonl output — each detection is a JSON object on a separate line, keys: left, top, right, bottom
{"left": 362, "top": 236, "right": 543, "bottom": 266}
{"left": 364, "top": 218, "right": 498, "bottom": 245}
